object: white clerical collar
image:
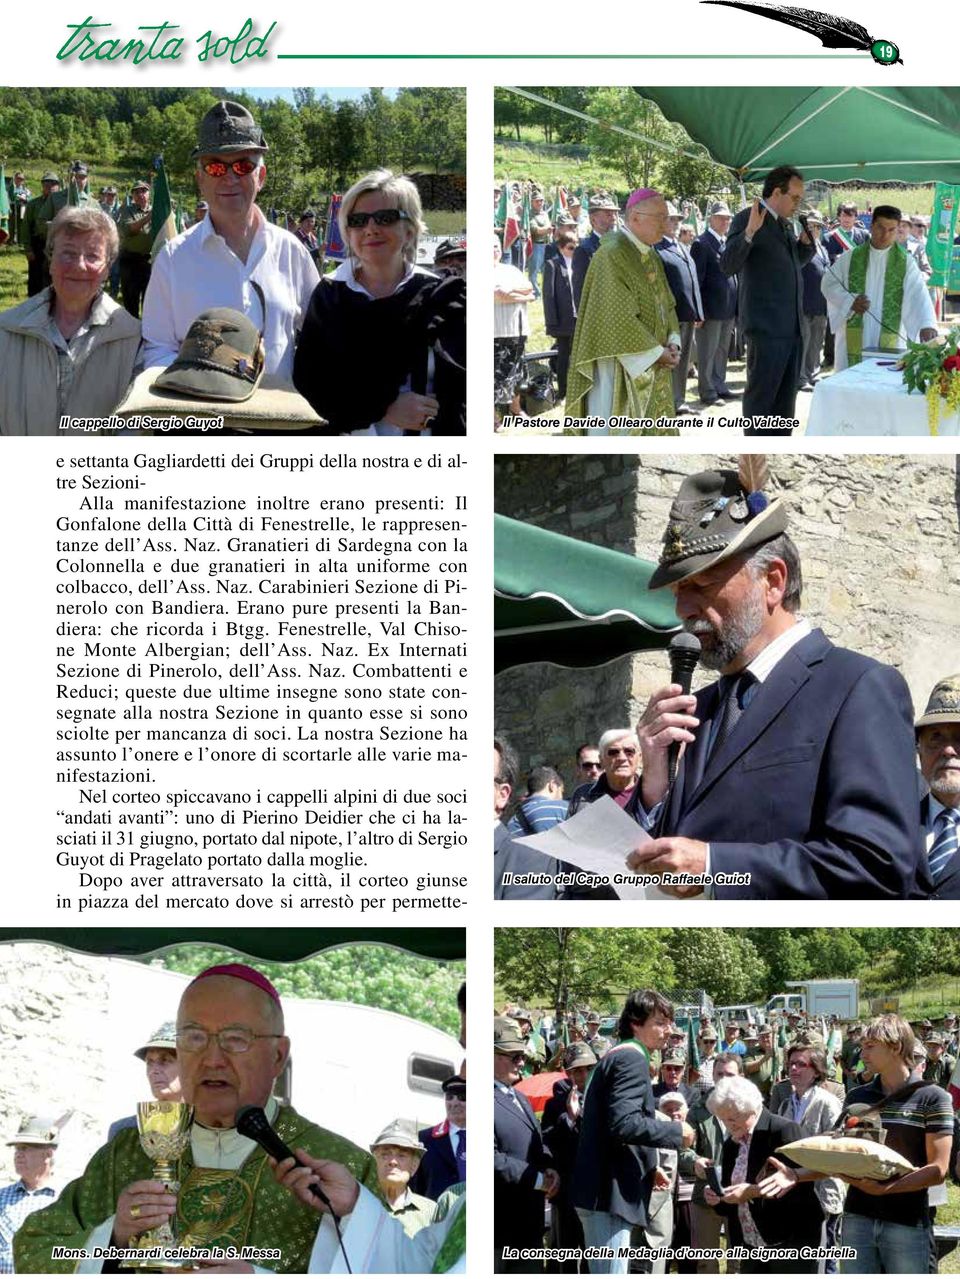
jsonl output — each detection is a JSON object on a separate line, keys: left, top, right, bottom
{"left": 619, "top": 223, "right": 650, "bottom": 256}
{"left": 191, "top": 1095, "right": 279, "bottom": 1170}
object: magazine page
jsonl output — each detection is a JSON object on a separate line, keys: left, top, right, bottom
{"left": 2, "top": 4, "right": 959, "bottom": 1276}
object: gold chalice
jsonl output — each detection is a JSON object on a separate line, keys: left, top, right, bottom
{"left": 121, "top": 1101, "right": 194, "bottom": 1270}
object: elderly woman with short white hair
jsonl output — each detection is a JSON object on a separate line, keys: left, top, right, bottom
{"left": 0, "top": 205, "right": 141, "bottom": 434}
{"left": 294, "top": 169, "right": 465, "bottom": 435}
{"left": 704, "top": 1076, "right": 823, "bottom": 1273}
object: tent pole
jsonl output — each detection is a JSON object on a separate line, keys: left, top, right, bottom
{"left": 738, "top": 178, "right": 747, "bottom": 210}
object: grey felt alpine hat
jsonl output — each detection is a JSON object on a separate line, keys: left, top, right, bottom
{"left": 648, "top": 461, "right": 787, "bottom": 590}
{"left": 193, "top": 101, "right": 269, "bottom": 157}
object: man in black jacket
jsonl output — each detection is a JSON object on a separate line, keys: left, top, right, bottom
{"left": 915, "top": 675, "right": 960, "bottom": 899}
{"left": 494, "top": 1016, "right": 560, "bottom": 1271}
{"left": 656, "top": 203, "right": 704, "bottom": 415}
{"left": 721, "top": 166, "right": 815, "bottom": 433}
{"left": 542, "top": 1043, "right": 597, "bottom": 1270}
{"left": 691, "top": 202, "right": 738, "bottom": 408}
{"left": 572, "top": 989, "right": 694, "bottom": 1273}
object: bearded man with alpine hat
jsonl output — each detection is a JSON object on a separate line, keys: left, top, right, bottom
{"left": 821, "top": 203, "right": 938, "bottom": 369}
{"left": 626, "top": 456, "right": 925, "bottom": 900}
{"left": 15, "top": 963, "right": 379, "bottom": 1274}
{"left": 914, "top": 674, "right": 960, "bottom": 898}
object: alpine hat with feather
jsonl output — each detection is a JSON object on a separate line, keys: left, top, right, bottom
{"left": 649, "top": 456, "right": 787, "bottom": 589}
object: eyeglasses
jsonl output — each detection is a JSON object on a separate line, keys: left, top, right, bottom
{"left": 176, "top": 1025, "right": 281, "bottom": 1054}
{"left": 201, "top": 158, "right": 260, "bottom": 178}
{"left": 346, "top": 209, "right": 411, "bottom": 229}
{"left": 580, "top": 760, "right": 602, "bottom": 771}
{"left": 606, "top": 747, "right": 637, "bottom": 759}
{"left": 54, "top": 248, "right": 107, "bottom": 270}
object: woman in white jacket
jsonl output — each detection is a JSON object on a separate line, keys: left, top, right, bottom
{"left": 0, "top": 205, "right": 140, "bottom": 434}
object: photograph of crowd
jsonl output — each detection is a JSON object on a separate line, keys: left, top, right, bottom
{"left": 0, "top": 931, "right": 465, "bottom": 1272}
{"left": 0, "top": 87, "right": 466, "bottom": 434}
{"left": 494, "top": 926, "right": 960, "bottom": 1274}
{"left": 493, "top": 87, "right": 960, "bottom": 436}
{"left": 494, "top": 453, "right": 960, "bottom": 900}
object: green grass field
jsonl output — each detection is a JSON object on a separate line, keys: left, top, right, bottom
{"left": 494, "top": 140, "right": 939, "bottom": 218}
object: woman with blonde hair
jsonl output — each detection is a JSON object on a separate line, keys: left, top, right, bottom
{"left": 293, "top": 169, "right": 465, "bottom": 435}
{"left": 0, "top": 206, "right": 141, "bottom": 434}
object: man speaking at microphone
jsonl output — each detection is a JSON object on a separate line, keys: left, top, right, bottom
{"left": 626, "top": 459, "right": 924, "bottom": 900}
{"left": 15, "top": 964, "right": 379, "bottom": 1274}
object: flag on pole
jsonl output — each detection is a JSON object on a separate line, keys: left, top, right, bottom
{"left": 521, "top": 184, "right": 532, "bottom": 262}
{"left": 324, "top": 194, "right": 346, "bottom": 260}
{"left": 500, "top": 182, "right": 522, "bottom": 254}
{"left": 686, "top": 1018, "right": 701, "bottom": 1073}
{"left": 0, "top": 164, "right": 10, "bottom": 245}
{"left": 150, "top": 157, "right": 177, "bottom": 262}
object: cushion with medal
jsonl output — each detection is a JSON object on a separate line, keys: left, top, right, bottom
{"left": 776, "top": 1135, "right": 915, "bottom": 1180}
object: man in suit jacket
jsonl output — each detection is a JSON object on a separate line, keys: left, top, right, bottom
{"left": 411, "top": 1075, "right": 465, "bottom": 1201}
{"left": 721, "top": 166, "right": 815, "bottom": 432}
{"left": 572, "top": 989, "right": 694, "bottom": 1274}
{"left": 494, "top": 1016, "right": 560, "bottom": 1271}
{"left": 656, "top": 203, "right": 704, "bottom": 415}
{"left": 691, "top": 203, "right": 738, "bottom": 407}
{"left": 628, "top": 465, "right": 925, "bottom": 900}
{"left": 914, "top": 676, "right": 960, "bottom": 898}
{"left": 706, "top": 1078, "right": 822, "bottom": 1272}
{"left": 825, "top": 201, "right": 869, "bottom": 263}
{"left": 572, "top": 191, "right": 619, "bottom": 309}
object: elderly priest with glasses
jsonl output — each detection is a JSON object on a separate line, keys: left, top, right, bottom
{"left": 14, "top": 964, "right": 378, "bottom": 1274}
{"left": 141, "top": 101, "right": 319, "bottom": 380}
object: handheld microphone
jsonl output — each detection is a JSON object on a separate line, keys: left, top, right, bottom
{"left": 667, "top": 632, "right": 701, "bottom": 787}
{"left": 236, "top": 1105, "right": 352, "bottom": 1272}
{"left": 236, "top": 1105, "right": 336, "bottom": 1211}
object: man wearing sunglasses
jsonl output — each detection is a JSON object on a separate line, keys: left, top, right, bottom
{"left": 567, "top": 728, "right": 645, "bottom": 823}
{"left": 142, "top": 100, "right": 319, "bottom": 382}
{"left": 16, "top": 964, "right": 379, "bottom": 1275}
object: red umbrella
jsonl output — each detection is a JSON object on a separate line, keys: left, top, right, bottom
{"left": 516, "top": 1071, "right": 566, "bottom": 1120}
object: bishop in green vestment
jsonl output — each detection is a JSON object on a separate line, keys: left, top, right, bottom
{"left": 566, "top": 189, "right": 681, "bottom": 434}
{"left": 14, "top": 965, "right": 381, "bottom": 1275}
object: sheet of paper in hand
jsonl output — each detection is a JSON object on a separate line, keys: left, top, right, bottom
{"left": 515, "top": 796, "right": 671, "bottom": 900}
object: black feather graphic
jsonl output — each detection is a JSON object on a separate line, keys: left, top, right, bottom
{"left": 701, "top": 1, "right": 902, "bottom": 62}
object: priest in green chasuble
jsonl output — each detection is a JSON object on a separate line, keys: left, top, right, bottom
{"left": 14, "top": 965, "right": 380, "bottom": 1274}
{"left": 565, "top": 188, "right": 681, "bottom": 433}
{"left": 822, "top": 203, "right": 938, "bottom": 370}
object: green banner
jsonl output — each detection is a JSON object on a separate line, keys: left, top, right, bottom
{"left": 926, "top": 182, "right": 960, "bottom": 288}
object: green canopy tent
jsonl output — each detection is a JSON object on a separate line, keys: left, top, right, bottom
{"left": 0, "top": 928, "right": 464, "bottom": 960}
{"left": 495, "top": 513, "right": 679, "bottom": 672}
{"left": 635, "top": 87, "right": 960, "bottom": 186}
